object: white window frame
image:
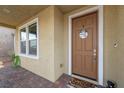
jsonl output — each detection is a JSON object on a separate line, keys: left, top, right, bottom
{"left": 18, "top": 18, "right": 39, "bottom": 59}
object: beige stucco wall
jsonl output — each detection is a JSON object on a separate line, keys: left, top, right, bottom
{"left": 104, "top": 6, "right": 118, "bottom": 85}
{"left": 116, "top": 6, "right": 124, "bottom": 87}
{"left": 102, "top": 5, "right": 124, "bottom": 87}
{"left": 54, "top": 7, "right": 64, "bottom": 80}
{"left": 16, "top": 6, "right": 55, "bottom": 82}
{"left": 15, "top": 6, "right": 64, "bottom": 82}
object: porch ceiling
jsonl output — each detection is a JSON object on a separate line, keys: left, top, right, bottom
{"left": 0, "top": 5, "right": 49, "bottom": 28}
{"left": 57, "top": 5, "right": 86, "bottom": 14}
{"left": 0, "top": 5, "right": 85, "bottom": 28}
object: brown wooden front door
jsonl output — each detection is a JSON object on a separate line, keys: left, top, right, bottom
{"left": 72, "top": 12, "right": 98, "bottom": 80}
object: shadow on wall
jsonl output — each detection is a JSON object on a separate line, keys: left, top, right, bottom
{"left": 0, "top": 26, "right": 15, "bottom": 62}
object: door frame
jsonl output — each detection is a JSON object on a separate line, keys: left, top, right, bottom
{"left": 68, "top": 6, "right": 103, "bottom": 85}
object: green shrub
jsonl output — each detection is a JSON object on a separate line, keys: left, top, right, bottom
{"left": 12, "top": 54, "right": 21, "bottom": 68}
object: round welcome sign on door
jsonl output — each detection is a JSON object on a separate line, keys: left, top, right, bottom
{"left": 79, "top": 27, "right": 88, "bottom": 39}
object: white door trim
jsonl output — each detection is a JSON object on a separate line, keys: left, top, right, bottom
{"left": 68, "top": 6, "right": 104, "bottom": 85}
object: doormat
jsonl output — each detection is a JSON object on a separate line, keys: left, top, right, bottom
{"left": 67, "top": 77, "right": 96, "bottom": 88}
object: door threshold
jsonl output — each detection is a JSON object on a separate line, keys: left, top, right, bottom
{"left": 71, "top": 74, "right": 98, "bottom": 85}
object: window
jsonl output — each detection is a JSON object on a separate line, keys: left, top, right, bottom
{"left": 20, "top": 28, "right": 26, "bottom": 54}
{"left": 28, "top": 23, "right": 37, "bottom": 55}
{"left": 19, "top": 18, "right": 39, "bottom": 59}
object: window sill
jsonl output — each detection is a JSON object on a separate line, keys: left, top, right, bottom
{"left": 19, "top": 54, "right": 39, "bottom": 60}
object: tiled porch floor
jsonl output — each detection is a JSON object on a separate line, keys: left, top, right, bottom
{"left": 0, "top": 61, "right": 71, "bottom": 88}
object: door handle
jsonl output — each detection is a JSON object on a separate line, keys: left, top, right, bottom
{"left": 93, "top": 49, "right": 96, "bottom": 56}
{"left": 93, "top": 49, "right": 97, "bottom": 62}
{"left": 93, "top": 49, "right": 96, "bottom": 53}
{"left": 93, "top": 53, "right": 96, "bottom": 56}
